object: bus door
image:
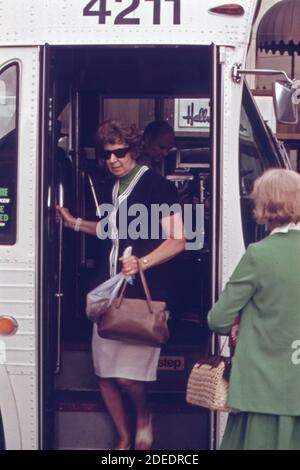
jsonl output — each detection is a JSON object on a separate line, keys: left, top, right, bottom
{"left": 41, "top": 44, "right": 220, "bottom": 450}
{"left": 0, "top": 47, "right": 40, "bottom": 450}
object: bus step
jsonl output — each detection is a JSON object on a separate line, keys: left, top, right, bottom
{"left": 54, "top": 392, "right": 209, "bottom": 450}
{"left": 55, "top": 389, "right": 207, "bottom": 413}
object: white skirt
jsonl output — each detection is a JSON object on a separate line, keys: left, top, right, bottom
{"left": 91, "top": 324, "right": 161, "bottom": 381}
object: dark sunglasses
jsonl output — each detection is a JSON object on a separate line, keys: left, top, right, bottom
{"left": 101, "top": 147, "right": 131, "bottom": 161}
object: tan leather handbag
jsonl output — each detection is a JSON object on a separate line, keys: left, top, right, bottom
{"left": 97, "top": 265, "right": 169, "bottom": 347}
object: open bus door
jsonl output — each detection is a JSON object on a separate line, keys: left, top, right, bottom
{"left": 40, "top": 45, "right": 81, "bottom": 449}
{"left": 0, "top": 47, "right": 40, "bottom": 449}
{"left": 39, "top": 43, "right": 57, "bottom": 450}
{"left": 39, "top": 43, "right": 223, "bottom": 450}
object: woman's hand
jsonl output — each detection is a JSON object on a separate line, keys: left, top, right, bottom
{"left": 119, "top": 255, "right": 140, "bottom": 277}
{"left": 56, "top": 206, "right": 76, "bottom": 229}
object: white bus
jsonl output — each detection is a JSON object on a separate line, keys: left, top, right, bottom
{"left": 0, "top": 0, "right": 292, "bottom": 450}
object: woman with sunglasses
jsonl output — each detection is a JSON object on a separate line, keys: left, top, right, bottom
{"left": 57, "top": 119, "right": 185, "bottom": 450}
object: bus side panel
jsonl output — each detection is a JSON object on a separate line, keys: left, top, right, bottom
{"left": 0, "top": 47, "right": 40, "bottom": 449}
{"left": 215, "top": 46, "right": 247, "bottom": 447}
{"left": 0, "top": 0, "right": 259, "bottom": 48}
{"left": 221, "top": 46, "right": 246, "bottom": 289}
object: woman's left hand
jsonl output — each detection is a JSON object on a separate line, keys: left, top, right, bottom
{"left": 119, "top": 255, "right": 139, "bottom": 277}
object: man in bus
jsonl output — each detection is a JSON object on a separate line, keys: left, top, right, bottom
{"left": 138, "top": 120, "right": 175, "bottom": 174}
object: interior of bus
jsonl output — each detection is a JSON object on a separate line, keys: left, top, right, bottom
{"left": 38, "top": 44, "right": 285, "bottom": 450}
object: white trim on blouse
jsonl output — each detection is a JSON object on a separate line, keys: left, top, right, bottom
{"left": 271, "top": 222, "right": 300, "bottom": 235}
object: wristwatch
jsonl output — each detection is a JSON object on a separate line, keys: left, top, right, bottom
{"left": 74, "top": 217, "right": 82, "bottom": 232}
{"left": 142, "top": 258, "right": 149, "bottom": 269}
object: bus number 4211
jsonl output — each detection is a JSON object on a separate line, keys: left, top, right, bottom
{"left": 83, "top": 0, "right": 181, "bottom": 25}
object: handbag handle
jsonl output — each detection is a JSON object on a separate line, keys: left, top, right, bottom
{"left": 199, "top": 333, "right": 231, "bottom": 363}
{"left": 116, "top": 262, "right": 154, "bottom": 313}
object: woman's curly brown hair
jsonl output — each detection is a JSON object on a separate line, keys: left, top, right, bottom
{"left": 96, "top": 119, "right": 141, "bottom": 159}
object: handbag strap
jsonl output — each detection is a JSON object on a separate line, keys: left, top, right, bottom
{"left": 201, "top": 333, "right": 231, "bottom": 361}
{"left": 116, "top": 262, "right": 154, "bottom": 313}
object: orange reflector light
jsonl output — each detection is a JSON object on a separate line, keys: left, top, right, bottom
{"left": 209, "top": 4, "right": 245, "bottom": 16}
{"left": 0, "top": 316, "right": 18, "bottom": 336}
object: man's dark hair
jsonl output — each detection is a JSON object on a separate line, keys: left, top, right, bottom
{"left": 143, "top": 120, "right": 174, "bottom": 143}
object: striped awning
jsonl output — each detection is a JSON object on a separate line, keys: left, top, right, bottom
{"left": 257, "top": 0, "right": 300, "bottom": 54}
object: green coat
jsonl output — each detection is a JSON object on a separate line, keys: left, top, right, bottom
{"left": 207, "top": 231, "right": 300, "bottom": 415}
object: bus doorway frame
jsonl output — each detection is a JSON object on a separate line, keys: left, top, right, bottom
{"left": 209, "top": 43, "right": 223, "bottom": 450}
{"left": 39, "top": 43, "right": 223, "bottom": 451}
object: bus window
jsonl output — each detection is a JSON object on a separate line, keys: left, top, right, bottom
{"left": 103, "top": 98, "right": 156, "bottom": 129}
{"left": 239, "top": 83, "right": 280, "bottom": 247}
{"left": 0, "top": 63, "right": 19, "bottom": 245}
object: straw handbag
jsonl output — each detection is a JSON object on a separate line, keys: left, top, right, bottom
{"left": 186, "top": 314, "right": 240, "bottom": 413}
{"left": 186, "top": 338, "right": 237, "bottom": 413}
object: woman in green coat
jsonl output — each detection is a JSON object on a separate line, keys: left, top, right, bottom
{"left": 208, "top": 169, "right": 300, "bottom": 450}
